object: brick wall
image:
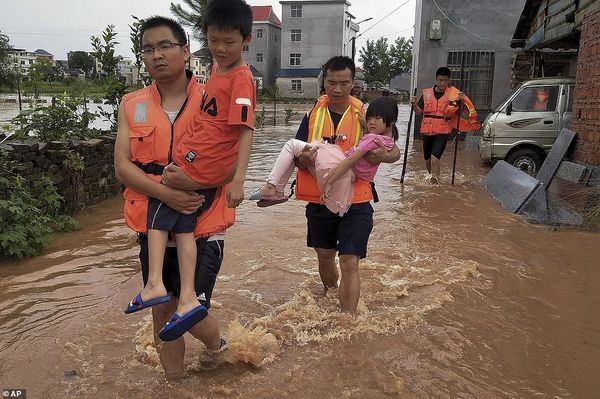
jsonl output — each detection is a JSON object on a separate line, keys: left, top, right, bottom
{"left": 0, "top": 135, "right": 121, "bottom": 213}
{"left": 571, "top": 7, "right": 600, "bottom": 166}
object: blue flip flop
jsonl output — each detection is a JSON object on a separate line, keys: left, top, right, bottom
{"left": 124, "top": 292, "right": 172, "bottom": 314}
{"left": 158, "top": 305, "right": 208, "bottom": 341}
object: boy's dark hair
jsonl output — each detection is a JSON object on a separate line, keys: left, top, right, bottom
{"left": 366, "top": 96, "right": 399, "bottom": 140}
{"left": 323, "top": 56, "right": 356, "bottom": 79}
{"left": 202, "top": 0, "right": 253, "bottom": 39}
{"left": 139, "top": 16, "right": 187, "bottom": 46}
{"left": 435, "top": 66, "right": 451, "bottom": 77}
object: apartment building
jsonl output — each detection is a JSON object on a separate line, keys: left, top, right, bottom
{"left": 246, "top": 5, "right": 282, "bottom": 88}
{"left": 277, "top": 0, "right": 360, "bottom": 98}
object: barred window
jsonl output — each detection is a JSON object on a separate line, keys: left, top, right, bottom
{"left": 447, "top": 51, "right": 495, "bottom": 111}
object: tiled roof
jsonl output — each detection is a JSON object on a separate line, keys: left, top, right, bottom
{"left": 34, "top": 49, "right": 53, "bottom": 56}
{"left": 251, "top": 6, "right": 282, "bottom": 27}
{"left": 276, "top": 68, "right": 322, "bottom": 78}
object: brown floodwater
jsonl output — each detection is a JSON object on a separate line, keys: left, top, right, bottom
{"left": 1, "top": 105, "right": 599, "bottom": 399}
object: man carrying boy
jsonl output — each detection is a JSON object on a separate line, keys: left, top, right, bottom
{"left": 114, "top": 0, "right": 255, "bottom": 377}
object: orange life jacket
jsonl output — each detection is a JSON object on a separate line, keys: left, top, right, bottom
{"left": 121, "top": 75, "right": 235, "bottom": 237}
{"left": 446, "top": 87, "right": 481, "bottom": 132}
{"left": 421, "top": 86, "right": 480, "bottom": 135}
{"left": 295, "top": 95, "right": 373, "bottom": 204}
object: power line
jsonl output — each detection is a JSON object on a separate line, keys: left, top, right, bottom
{"left": 430, "top": 0, "right": 495, "bottom": 42}
{"left": 358, "top": 0, "right": 412, "bottom": 38}
{"left": 4, "top": 31, "right": 129, "bottom": 39}
{"left": 360, "top": 27, "right": 414, "bottom": 41}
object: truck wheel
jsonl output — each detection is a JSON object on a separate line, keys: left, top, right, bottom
{"left": 506, "top": 148, "right": 542, "bottom": 176}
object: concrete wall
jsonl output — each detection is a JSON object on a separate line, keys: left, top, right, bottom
{"left": 571, "top": 7, "right": 600, "bottom": 166}
{"left": 1, "top": 136, "right": 121, "bottom": 213}
{"left": 249, "top": 22, "right": 281, "bottom": 87}
{"left": 277, "top": 77, "right": 320, "bottom": 99}
{"left": 280, "top": 2, "right": 347, "bottom": 68}
{"left": 413, "top": 0, "right": 527, "bottom": 136}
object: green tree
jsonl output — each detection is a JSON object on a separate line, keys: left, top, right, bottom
{"left": 91, "top": 25, "right": 119, "bottom": 75}
{"left": 68, "top": 51, "right": 95, "bottom": 78}
{"left": 359, "top": 38, "right": 391, "bottom": 85}
{"left": 170, "top": 0, "right": 211, "bottom": 63}
{"left": 388, "top": 37, "right": 413, "bottom": 77}
{"left": 130, "top": 15, "right": 150, "bottom": 86}
{"left": 0, "top": 31, "right": 16, "bottom": 89}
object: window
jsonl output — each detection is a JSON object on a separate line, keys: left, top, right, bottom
{"left": 290, "top": 53, "right": 301, "bottom": 66}
{"left": 243, "top": 44, "right": 249, "bottom": 52}
{"left": 291, "top": 29, "right": 302, "bottom": 42}
{"left": 257, "top": 53, "right": 263, "bottom": 63}
{"left": 511, "top": 86, "right": 559, "bottom": 112}
{"left": 291, "top": 79, "right": 302, "bottom": 91}
{"left": 274, "top": 35, "right": 277, "bottom": 43}
{"left": 257, "top": 29, "right": 263, "bottom": 39}
{"left": 447, "top": 50, "right": 495, "bottom": 111}
{"left": 291, "top": 4, "right": 302, "bottom": 18}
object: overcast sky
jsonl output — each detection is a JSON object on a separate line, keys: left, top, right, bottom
{"left": 0, "top": 0, "right": 415, "bottom": 65}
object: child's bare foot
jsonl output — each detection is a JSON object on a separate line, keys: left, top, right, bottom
{"left": 176, "top": 297, "right": 202, "bottom": 317}
{"left": 140, "top": 283, "right": 168, "bottom": 303}
{"left": 125, "top": 283, "right": 170, "bottom": 313}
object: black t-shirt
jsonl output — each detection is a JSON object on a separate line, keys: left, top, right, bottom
{"left": 417, "top": 86, "right": 445, "bottom": 109}
{"left": 296, "top": 109, "right": 343, "bottom": 141}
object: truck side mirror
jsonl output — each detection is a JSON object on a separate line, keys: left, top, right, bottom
{"left": 506, "top": 102, "right": 512, "bottom": 116}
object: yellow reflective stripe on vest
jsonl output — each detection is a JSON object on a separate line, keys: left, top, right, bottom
{"left": 311, "top": 107, "right": 326, "bottom": 141}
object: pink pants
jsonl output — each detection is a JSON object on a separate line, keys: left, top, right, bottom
{"left": 267, "top": 139, "right": 354, "bottom": 215}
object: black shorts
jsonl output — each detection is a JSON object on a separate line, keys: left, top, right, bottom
{"left": 305, "top": 202, "right": 374, "bottom": 259}
{"left": 422, "top": 134, "right": 449, "bottom": 160}
{"left": 138, "top": 234, "right": 224, "bottom": 309}
{"left": 147, "top": 188, "right": 217, "bottom": 233}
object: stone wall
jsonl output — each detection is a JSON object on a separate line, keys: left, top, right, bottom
{"left": 571, "top": 7, "right": 600, "bottom": 166}
{"left": 1, "top": 135, "right": 121, "bottom": 212}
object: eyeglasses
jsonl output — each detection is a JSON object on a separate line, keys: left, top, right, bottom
{"left": 140, "top": 42, "right": 184, "bottom": 58}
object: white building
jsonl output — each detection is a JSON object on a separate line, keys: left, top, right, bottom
{"left": 277, "top": 0, "right": 363, "bottom": 98}
{"left": 9, "top": 49, "right": 38, "bottom": 74}
{"left": 189, "top": 50, "right": 211, "bottom": 83}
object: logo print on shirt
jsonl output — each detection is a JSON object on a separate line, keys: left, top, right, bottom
{"left": 185, "top": 151, "right": 197, "bottom": 163}
{"left": 201, "top": 92, "right": 218, "bottom": 117}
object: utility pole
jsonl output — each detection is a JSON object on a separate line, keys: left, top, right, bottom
{"left": 350, "top": 17, "right": 372, "bottom": 61}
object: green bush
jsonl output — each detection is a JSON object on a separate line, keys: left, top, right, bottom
{"left": 284, "top": 107, "right": 296, "bottom": 125}
{"left": 0, "top": 149, "right": 79, "bottom": 258}
{"left": 255, "top": 106, "right": 266, "bottom": 129}
{"left": 11, "top": 94, "right": 100, "bottom": 142}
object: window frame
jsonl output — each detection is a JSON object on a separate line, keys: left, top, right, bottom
{"left": 291, "top": 4, "right": 303, "bottom": 18}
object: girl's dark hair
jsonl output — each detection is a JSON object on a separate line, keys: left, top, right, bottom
{"left": 140, "top": 16, "right": 187, "bottom": 46}
{"left": 202, "top": 0, "right": 253, "bottom": 39}
{"left": 366, "top": 96, "right": 399, "bottom": 140}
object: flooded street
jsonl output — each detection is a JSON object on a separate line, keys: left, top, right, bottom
{"left": 1, "top": 105, "right": 599, "bottom": 398}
